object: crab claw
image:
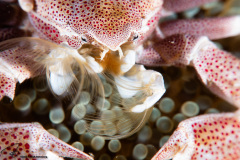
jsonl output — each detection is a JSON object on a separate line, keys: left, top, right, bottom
{"left": 0, "top": 47, "right": 36, "bottom": 100}
{"left": 152, "top": 112, "right": 240, "bottom": 160}
{"left": 0, "top": 38, "right": 50, "bottom": 100}
{"left": 136, "top": 34, "right": 240, "bottom": 108}
{"left": 192, "top": 39, "right": 240, "bottom": 108}
{"left": 0, "top": 122, "right": 93, "bottom": 160}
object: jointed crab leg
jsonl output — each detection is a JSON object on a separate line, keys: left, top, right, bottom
{"left": 158, "top": 16, "right": 240, "bottom": 39}
{"left": 137, "top": 34, "right": 240, "bottom": 108}
{"left": 192, "top": 38, "right": 240, "bottom": 108}
{"left": 0, "top": 123, "right": 93, "bottom": 160}
{"left": 0, "top": 0, "right": 25, "bottom": 100}
{"left": 137, "top": 33, "right": 240, "bottom": 159}
{"left": 0, "top": 38, "right": 58, "bottom": 100}
{"left": 0, "top": 73, "right": 16, "bottom": 100}
{"left": 0, "top": 46, "right": 45, "bottom": 100}
{"left": 152, "top": 111, "right": 240, "bottom": 160}
{"left": 0, "top": 47, "right": 36, "bottom": 100}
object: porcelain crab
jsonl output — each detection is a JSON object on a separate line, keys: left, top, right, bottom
{"left": 1, "top": 0, "right": 240, "bottom": 159}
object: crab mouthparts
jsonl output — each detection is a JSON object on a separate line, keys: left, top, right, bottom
{"left": 100, "top": 47, "right": 124, "bottom": 60}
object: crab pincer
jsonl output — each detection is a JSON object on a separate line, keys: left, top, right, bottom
{"left": 0, "top": 38, "right": 51, "bottom": 100}
{"left": 152, "top": 111, "right": 240, "bottom": 160}
{"left": 0, "top": 122, "right": 93, "bottom": 160}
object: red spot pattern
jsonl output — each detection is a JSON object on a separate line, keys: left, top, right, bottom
{"left": 137, "top": 34, "right": 240, "bottom": 108}
{"left": 0, "top": 47, "right": 44, "bottom": 100}
{"left": 29, "top": 0, "right": 162, "bottom": 50}
{"left": 160, "top": 16, "right": 240, "bottom": 40}
{"left": 0, "top": 38, "right": 51, "bottom": 101}
{"left": 0, "top": 48, "right": 34, "bottom": 83}
{"left": 153, "top": 113, "right": 240, "bottom": 160}
{"left": 0, "top": 72, "right": 16, "bottom": 100}
{"left": 193, "top": 43, "right": 240, "bottom": 108}
{"left": 25, "top": 143, "right": 30, "bottom": 149}
{"left": 0, "top": 123, "right": 93, "bottom": 159}
{"left": 136, "top": 34, "right": 200, "bottom": 66}
{"left": 23, "top": 135, "right": 30, "bottom": 139}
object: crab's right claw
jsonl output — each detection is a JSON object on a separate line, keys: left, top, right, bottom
{"left": 152, "top": 112, "right": 240, "bottom": 160}
{"left": 136, "top": 34, "right": 240, "bottom": 109}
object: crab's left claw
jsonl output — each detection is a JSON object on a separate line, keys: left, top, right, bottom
{"left": 0, "top": 122, "right": 93, "bottom": 160}
{"left": 152, "top": 112, "right": 240, "bottom": 160}
{"left": 0, "top": 37, "right": 87, "bottom": 101}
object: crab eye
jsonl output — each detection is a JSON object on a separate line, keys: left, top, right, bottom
{"left": 133, "top": 34, "right": 139, "bottom": 41}
{"left": 81, "top": 36, "right": 88, "bottom": 43}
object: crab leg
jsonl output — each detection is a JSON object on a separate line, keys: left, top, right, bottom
{"left": 192, "top": 38, "right": 240, "bottom": 108}
{"left": 0, "top": 123, "right": 93, "bottom": 160}
{"left": 157, "top": 16, "right": 240, "bottom": 39}
{"left": 0, "top": 38, "right": 58, "bottom": 100}
{"left": 0, "top": 73, "right": 17, "bottom": 100}
{"left": 0, "top": 47, "right": 44, "bottom": 100}
{"left": 152, "top": 111, "right": 240, "bottom": 160}
{"left": 136, "top": 34, "right": 240, "bottom": 108}
{"left": 162, "top": 0, "right": 218, "bottom": 13}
